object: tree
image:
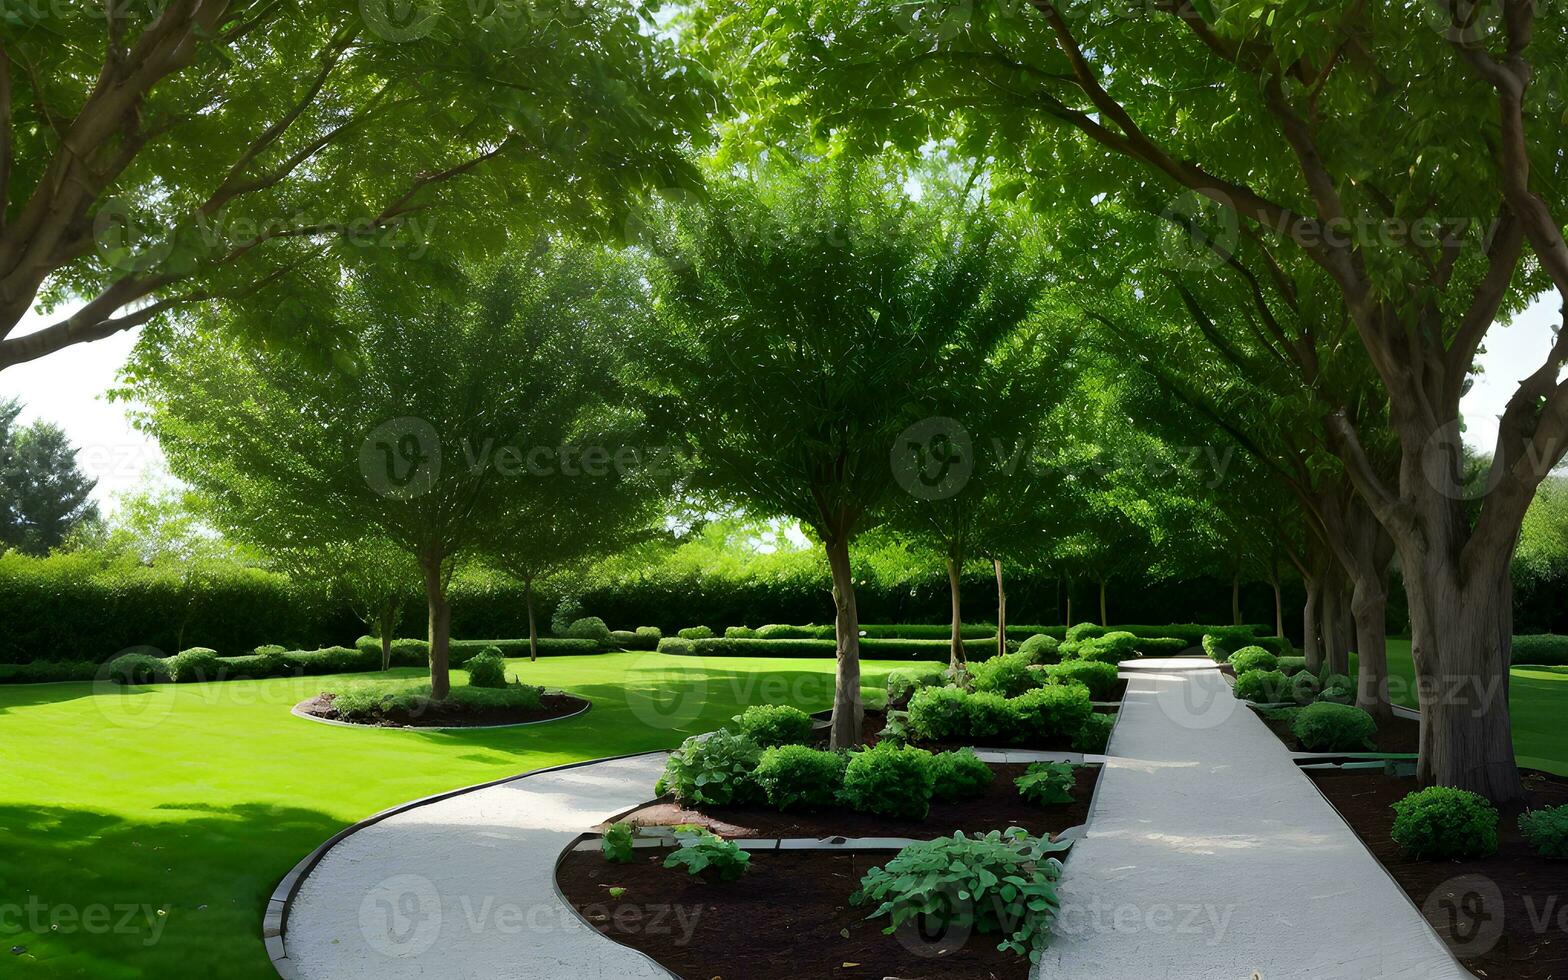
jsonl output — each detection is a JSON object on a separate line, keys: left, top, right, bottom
{"left": 129, "top": 241, "right": 641, "bottom": 697}
{"left": 283, "top": 536, "right": 420, "bottom": 670}
{"left": 0, "top": 399, "right": 100, "bottom": 554}
{"left": 2, "top": 0, "right": 714, "bottom": 370}
{"left": 635, "top": 158, "right": 1028, "bottom": 748}
{"left": 696, "top": 0, "right": 1568, "bottom": 802}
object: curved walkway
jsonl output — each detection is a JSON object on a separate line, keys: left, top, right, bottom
{"left": 1036, "top": 658, "right": 1472, "bottom": 980}
{"left": 273, "top": 752, "right": 672, "bottom": 980}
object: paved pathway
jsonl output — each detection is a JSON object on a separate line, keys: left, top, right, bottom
{"left": 1036, "top": 658, "right": 1472, "bottom": 980}
{"left": 278, "top": 753, "right": 673, "bottom": 980}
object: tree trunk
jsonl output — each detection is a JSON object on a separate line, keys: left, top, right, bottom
{"left": 422, "top": 555, "right": 451, "bottom": 700}
{"left": 1302, "top": 575, "right": 1322, "bottom": 673}
{"left": 994, "top": 557, "right": 1007, "bottom": 659}
{"left": 525, "top": 575, "right": 539, "bottom": 663}
{"left": 1064, "top": 581, "right": 1072, "bottom": 626}
{"left": 1320, "top": 565, "right": 1351, "bottom": 677}
{"left": 379, "top": 623, "right": 393, "bottom": 672}
{"left": 825, "top": 535, "right": 864, "bottom": 750}
{"left": 945, "top": 554, "right": 965, "bottom": 672}
{"left": 1231, "top": 570, "right": 1242, "bottom": 626}
{"left": 1098, "top": 577, "right": 1108, "bottom": 626}
{"left": 1272, "top": 574, "right": 1285, "bottom": 639}
{"left": 1351, "top": 575, "right": 1393, "bottom": 722}
{"left": 1053, "top": 577, "right": 1061, "bottom": 626}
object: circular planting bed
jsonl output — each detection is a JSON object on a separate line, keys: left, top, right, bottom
{"left": 294, "top": 690, "right": 589, "bottom": 729}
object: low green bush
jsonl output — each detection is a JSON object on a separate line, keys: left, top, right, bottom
{"left": 907, "top": 686, "right": 973, "bottom": 742}
{"left": 1065, "top": 622, "right": 1106, "bottom": 642}
{"left": 1044, "top": 661, "right": 1120, "bottom": 700}
{"left": 1010, "top": 684, "right": 1094, "bottom": 741}
{"left": 970, "top": 653, "right": 1041, "bottom": 698}
{"left": 601, "top": 822, "right": 636, "bottom": 863}
{"left": 1233, "top": 668, "right": 1292, "bottom": 703}
{"left": 656, "top": 635, "right": 995, "bottom": 661}
{"left": 1228, "top": 647, "right": 1278, "bottom": 674}
{"left": 724, "top": 626, "right": 757, "bottom": 638}
{"left": 1202, "top": 633, "right": 1232, "bottom": 662}
{"left": 1017, "top": 633, "right": 1061, "bottom": 665}
{"left": 1136, "top": 637, "right": 1189, "bottom": 656}
{"left": 1015, "top": 761, "right": 1078, "bottom": 805}
{"left": 885, "top": 666, "right": 946, "bottom": 709}
{"left": 465, "top": 647, "right": 508, "bottom": 688}
{"left": 565, "top": 616, "right": 611, "bottom": 644}
{"left": 327, "top": 682, "right": 544, "bottom": 719}
{"left": 252, "top": 644, "right": 288, "bottom": 656}
{"left": 0, "top": 660, "right": 100, "bottom": 683}
{"left": 1277, "top": 656, "right": 1308, "bottom": 676}
{"left": 839, "top": 743, "right": 936, "bottom": 820}
{"left": 105, "top": 652, "right": 170, "bottom": 685}
{"left": 754, "top": 623, "right": 820, "bottom": 639}
{"left": 656, "top": 636, "right": 695, "bottom": 655}
{"left": 852, "top": 829, "right": 1069, "bottom": 961}
{"left": 731, "top": 704, "right": 814, "bottom": 747}
{"left": 654, "top": 729, "right": 763, "bottom": 807}
{"left": 1519, "top": 805, "right": 1568, "bottom": 858}
{"left": 678, "top": 625, "right": 715, "bottom": 640}
{"left": 1076, "top": 631, "right": 1142, "bottom": 665}
{"left": 753, "top": 745, "right": 848, "bottom": 811}
{"left": 1072, "top": 713, "right": 1115, "bottom": 753}
{"left": 966, "top": 691, "right": 1020, "bottom": 742}
{"left": 1391, "top": 787, "right": 1499, "bottom": 860}
{"left": 1512, "top": 634, "right": 1568, "bottom": 666}
{"left": 1291, "top": 702, "right": 1377, "bottom": 751}
{"left": 353, "top": 636, "right": 600, "bottom": 664}
{"left": 930, "top": 748, "right": 995, "bottom": 802}
{"left": 165, "top": 648, "right": 222, "bottom": 683}
{"left": 664, "top": 829, "right": 750, "bottom": 880}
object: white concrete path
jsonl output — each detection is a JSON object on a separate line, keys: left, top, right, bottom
{"left": 1036, "top": 658, "right": 1472, "bottom": 980}
{"left": 279, "top": 752, "right": 673, "bottom": 980}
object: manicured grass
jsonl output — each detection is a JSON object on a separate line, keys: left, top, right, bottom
{"left": 0, "top": 653, "right": 916, "bottom": 978}
{"left": 1381, "top": 639, "right": 1568, "bottom": 776}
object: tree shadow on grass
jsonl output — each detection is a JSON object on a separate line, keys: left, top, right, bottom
{"left": 0, "top": 801, "right": 343, "bottom": 980}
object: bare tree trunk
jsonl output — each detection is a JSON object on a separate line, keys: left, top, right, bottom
{"left": 525, "top": 575, "right": 539, "bottom": 662}
{"left": 1321, "top": 565, "right": 1351, "bottom": 678}
{"left": 1099, "top": 577, "right": 1108, "bottom": 626}
{"left": 422, "top": 554, "right": 451, "bottom": 700}
{"left": 945, "top": 554, "right": 965, "bottom": 672}
{"left": 1302, "top": 575, "right": 1323, "bottom": 673}
{"left": 1064, "top": 578, "right": 1073, "bottom": 626}
{"left": 379, "top": 619, "right": 393, "bottom": 671}
{"left": 994, "top": 557, "right": 1007, "bottom": 659}
{"left": 1053, "top": 577, "right": 1061, "bottom": 626}
{"left": 1272, "top": 575, "right": 1285, "bottom": 639}
{"left": 825, "top": 535, "right": 864, "bottom": 750}
{"left": 1231, "top": 570, "right": 1242, "bottom": 626}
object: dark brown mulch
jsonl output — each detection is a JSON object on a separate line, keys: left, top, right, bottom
{"left": 1252, "top": 705, "right": 1421, "bottom": 754}
{"left": 1310, "top": 767, "right": 1568, "bottom": 979}
{"left": 625, "top": 763, "right": 1098, "bottom": 842}
{"left": 557, "top": 848, "right": 1032, "bottom": 980}
{"left": 294, "top": 691, "right": 587, "bottom": 728}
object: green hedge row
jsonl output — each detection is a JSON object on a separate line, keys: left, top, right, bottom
{"left": 658, "top": 636, "right": 1001, "bottom": 661}
{"left": 1512, "top": 634, "right": 1568, "bottom": 666}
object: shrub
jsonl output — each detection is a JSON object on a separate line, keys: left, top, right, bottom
{"left": 465, "top": 648, "right": 508, "bottom": 688}
{"left": 907, "top": 686, "right": 972, "bottom": 742}
{"left": 564, "top": 616, "right": 611, "bottom": 644}
{"left": 664, "top": 830, "right": 750, "bottom": 881}
{"left": 755, "top": 623, "right": 818, "bottom": 639}
{"left": 965, "top": 691, "right": 1019, "bottom": 742}
{"left": 1202, "top": 633, "right": 1232, "bottom": 662}
{"left": 731, "top": 704, "right": 814, "bottom": 748}
{"left": 608, "top": 629, "right": 636, "bottom": 647}
{"left": 656, "top": 636, "right": 694, "bottom": 655}
{"left": 1519, "top": 805, "right": 1568, "bottom": 858}
{"left": 1015, "top": 762, "right": 1078, "bottom": 805}
{"left": 601, "top": 822, "right": 636, "bottom": 863}
{"left": 1009, "top": 684, "right": 1094, "bottom": 741}
{"left": 852, "top": 829, "right": 1069, "bottom": 961}
{"left": 1314, "top": 672, "right": 1355, "bottom": 704}
{"left": 1228, "top": 647, "right": 1278, "bottom": 674}
{"left": 1233, "top": 668, "right": 1292, "bottom": 703}
{"left": 724, "top": 626, "right": 757, "bottom": 638}
{"left": 1391, "top": 787, "right": 1500, "bottom": 860}
{"left": 1065, "top": 622, "right": 1106, "bottom": 643}
{"left": 1137, "top": 636, "right": 1188, "bottom": 656}
{"left": 328, "top": 682, "right": 543, "bottom": 719}
{"left": 1077, "top": 631, "right": 1141, "bottom": 665}
{"left": 1512, "top": 634, "right": 1568, "bottom": 666}
{"left": 930, "top": 748, "right": 995, "bottom": 802}
{"left": 1044, "top": 661, "right": 1120, "bottom": 700}
{"left": 970, "top": 653, "right": 1040, "bottom": 698}
{"left": 678, "top": 625, "right": 715, "bottom": 640}
{"left": 885, "top": 666, "right": 945, "bottom": 709}
{"left": 0, "top": 660, "right": 100, "bottom": 684}
{"left": 1072, "top": 713, "right": 1115, "bottom": 753}
{"left": 165, "top": 648, "right": 222, "bottom": 683}
{"left": 654, "top": 730, "right": 763, "bottom": 806}
{"left": 105, "top": 652, "right": 170, "bottom": 685}
{"left": 634, "top": 625, "right": 662, "bottom": 642}
{"left": 1291, "top": 702, "right": 1377, "bottom": 751}
{"left": 1277, "top": 656, "right": 1308, "bottom": 676}
{"left": 550, "top": 595, "right": 584, "bottom": 636}
{"left": 878, "top": 709, "right": 913, "bottom": 746}
{"left": 839, "top": 743, "right": 935, "bottom": 820}
{"left": 252, "top": 644, "right": 288, "bottom": 656}
{"left": 1017, "top": 633, "right": 1061, "bottom": 665}
{"left": 753, "top": 745, "right": 848, "bottom": 811}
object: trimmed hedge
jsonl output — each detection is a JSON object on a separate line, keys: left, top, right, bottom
{"left": 1512, "top": 634, "right": 1568, "bottom": 665}
{"left": 352, "top": 636, "right": 602, "bottom": 663}
{"left": 656, "top": 636, "right": 996, "bottom": 661}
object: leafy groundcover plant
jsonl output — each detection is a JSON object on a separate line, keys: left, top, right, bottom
{"left": 1015, "top": 762, "right": 1078, "bottom": 806}
{"left": 1519, "top": 805, "right": 1568, "bottom": 858}
{"left": 654, "top": 729, "right": 763, "bottom": 806}
{"left": 853, "top": 828, "right": 1072, "bottom": 962}
{"left": 663, "top": 828, "right": 750, "bottom": 881}
{"left": 601, "top": 822, "right": 636, "bottom": 864}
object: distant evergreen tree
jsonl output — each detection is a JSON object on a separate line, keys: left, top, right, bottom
{"left": 0, "top": 399, "right": 99, "bottom": 555}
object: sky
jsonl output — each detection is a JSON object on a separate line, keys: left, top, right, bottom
{"left": 0, "top": 292, "right": 1562, "bottom": 516}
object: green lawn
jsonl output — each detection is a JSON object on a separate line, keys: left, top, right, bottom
{"left": 0, "top": 653, "right": 913, "bottom": 978}
{"left": 1380, "top": 639, "right": 1568, "bottom": 776}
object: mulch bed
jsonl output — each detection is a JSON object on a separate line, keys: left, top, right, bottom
{"left": 621, "top": 763, "right": 1098, "bottom": 841}
{"left": 294, "top": 691, "right": 587, "bottom": 728}
{"left": 1252, "top": 706, "right": 1421, "bottom": 754}
{"left": 557, "top": 848, "right": 1031, "bottom": 979}
{"left": 1310, "top": 767, "right": 1568, "bottom": 978}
